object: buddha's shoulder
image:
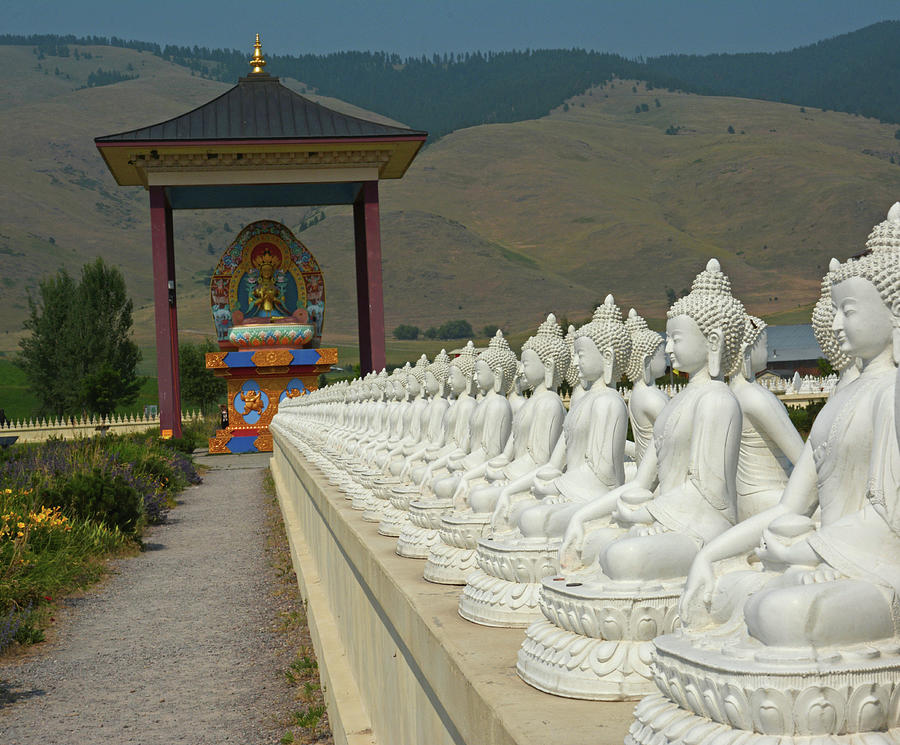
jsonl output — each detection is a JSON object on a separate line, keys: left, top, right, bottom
{"left": 694, "top": 380, "right": 740, "bottom": 411}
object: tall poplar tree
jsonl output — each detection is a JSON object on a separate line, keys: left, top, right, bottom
{"left": 18, "top": 258, "right": 142, "bottom": 418}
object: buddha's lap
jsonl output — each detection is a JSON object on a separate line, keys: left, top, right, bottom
{"left": 600, "top": 531, "right": 699, "bottom": 581}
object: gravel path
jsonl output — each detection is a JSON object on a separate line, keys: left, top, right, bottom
{"left": 0, "top": 452, "right": 296, "bottom": 745}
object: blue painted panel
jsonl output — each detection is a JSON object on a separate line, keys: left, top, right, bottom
{"left": 227, "top": 435, "right": 260, "bottom": 453}
{"left": 166, "top": 183, "right": 362, "bottom": 210}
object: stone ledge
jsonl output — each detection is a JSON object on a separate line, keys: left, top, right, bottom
{"left": 271, "top": 428, "right": 635, "bottom": 745}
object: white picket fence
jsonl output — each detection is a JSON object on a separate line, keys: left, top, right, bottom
{"left": 0, "top": 410, "right": 205, "bottom": 443}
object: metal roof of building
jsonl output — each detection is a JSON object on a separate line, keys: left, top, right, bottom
{"left": 96, "top": 74, "right": 426, "bottom": 143}
{"left": 767, "top": 324, "right": 822, "bottom": 363}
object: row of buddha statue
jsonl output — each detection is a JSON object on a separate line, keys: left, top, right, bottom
{"left": 271, "top": 202, "right": 900, "bottom": 745}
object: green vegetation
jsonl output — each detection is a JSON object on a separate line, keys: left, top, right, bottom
{"left": 0, "top": 432, "right": 201, "bottom": 653}
{"left": 392, "top": 324, "right": 420, "bottom": 340}
{"left": 178, "top": 340, "right": 227, "bottom": 414}
{"left": 18, "top": 258, "right": 141, "bottom": 418}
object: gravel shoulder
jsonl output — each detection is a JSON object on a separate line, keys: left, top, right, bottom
{"left": 0, "top": 452, "right": 302, "bottom": 745}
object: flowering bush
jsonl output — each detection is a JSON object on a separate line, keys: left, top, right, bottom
{"left": 0, "top": 433, "right": 201, "bottom": 653}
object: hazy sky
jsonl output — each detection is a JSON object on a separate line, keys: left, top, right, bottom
{"left": 6, "top": 0, "right": 900, "bottom": 59}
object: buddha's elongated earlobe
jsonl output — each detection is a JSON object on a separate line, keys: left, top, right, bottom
{"left": 544, "top": 358, "right": 556, "bottom": 389}
{"left": 742, "top": 350, "right": 752, "bottom": 380}
{"left": 603, "top": 347, "right": 615, "bottom": 386}
{"left": 492, "top": 365, "right": 503, "bottom": 394}
{"left": 707, "top": 328, "right": 723, "bottom": 378}
{"left": 893, "top": 326, "right": 900, "bottom": 367}
{"left": 642, "top": 354, "right": 653, "bottom": 386}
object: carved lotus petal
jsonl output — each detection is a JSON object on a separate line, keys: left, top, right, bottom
{"left": 588, "top": 640, "right": 623, "bottom": 676}
{"left": 751, "top": 688, "right": 792, "bottom": 736}
{"left": 795, "top": 686, "right": 845, "bottom": 735}
{"left": 600, "top": 607, "right": 627, "bottom": 640}
{"left": 849, "top": 684, "right": 890, "bottom": 733}
{"left": 721, "top": 684, "right": 752, "bottom": 731}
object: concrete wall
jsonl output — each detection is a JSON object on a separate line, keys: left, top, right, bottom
{"left": 271, "top": 428, "right": 636, "bottom": 745}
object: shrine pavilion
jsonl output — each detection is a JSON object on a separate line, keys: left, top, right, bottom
{"left": 95, "top": 36, "right": 427, "bottom": 437}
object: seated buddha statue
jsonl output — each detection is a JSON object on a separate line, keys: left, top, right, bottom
{"left": 517, "top": 258, "right": 746, "bottom": 700}
{"left": 565, "top": 323, "right": 587, "bottom": 408}
{"left": 627, "top": 203, "right": 900, "bottom": 745}
{"left": 458, "top": 296, "right": 631, "bottom": 627}
{"left": 396, "top": 342, "right": 481, "bottom": 558}
{"left": 380, "top": 352, "right": 453, "bottom": 537}
{"left": 423, "top": 317, "right": 567, "bottom": 585}
{"left": 729, "top": 315, "right": 805, "bottom": 520}
{"left": 623, "top": 309, "right": 669, "bottom": 477}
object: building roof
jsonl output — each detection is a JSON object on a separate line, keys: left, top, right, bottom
{"left": 766, "top": 324, "right": 822, "bottom": 363}
{"left": 95, "top": 74, "right": 425, "bottom": 143}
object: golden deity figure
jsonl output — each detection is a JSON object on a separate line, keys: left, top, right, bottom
{"left": 239, "top": 388, "right": 265, "bottom": 414}
{"left": 248, "top": 248, "right": 290, "bottom": 318}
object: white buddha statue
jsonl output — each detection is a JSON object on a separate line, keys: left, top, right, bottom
{"left": 423, "top": 332, "right": 519, "bottom": 584}
{"left": 458, "top": 296, "right": 631, "bottom": 627}
{"left": 729, "top": 315, "right": 805, "bottom": 520}
{"left": 379, "top": 351, "right": 453, "bottom": 537}
{"left": 628, "top": 203, "right": 900, "bottom": 745}
{"left": 398, "top": 340, "right": 500, "bottom": 559}
{"left": 517, "top": 258, "right": 746, "bottom": 700}
{"left": 623, "top": 309, "right": 669, "bottom": 475}
{"left": 507, "top": 361, "right": 528, "bottom": 417}
{"left": 424, "top": 316, "right": 569, "bottom": 585}
{"left": 565, "top": 323, "right": 587, "bottom": 408}
{"left": 813, "top": 262, "right": 861, "bottom": 392}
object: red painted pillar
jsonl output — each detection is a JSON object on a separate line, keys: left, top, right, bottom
{"left": 149, "top": 186, "right": 183, "bottom": 438}
{"left": 353, "top": 181, "right": 386, "bottom": 374}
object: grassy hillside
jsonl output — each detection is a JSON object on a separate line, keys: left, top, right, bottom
{"left": 1, "top": 43, "right": 899, "bottom": 372}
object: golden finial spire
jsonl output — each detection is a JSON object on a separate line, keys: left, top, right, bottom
{"left": 249, "top": 33, "right": 267, "bottom": 74}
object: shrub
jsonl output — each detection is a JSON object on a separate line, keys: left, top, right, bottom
{"left": 436, "top": 320, "right": 473, "bottom": 340}
{"left": 392, "top": 324, "right": 420, "bottom": 340}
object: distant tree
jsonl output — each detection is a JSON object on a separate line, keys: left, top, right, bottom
{"left": 482, "top": 324, "right": 501, "bottom": 337}
{"left": 635, "top": 105, "right": 641, "bottom": 114}
{"left": 895, "top": 128, "right": 900, "bottom": 140}
{"left": 18, "top": 258, "right": 142, "bottom": 417}
{"left": 436, "top": 320, "right": 473, "bottom": 340}
{"left": 799, "top": 106, "right": 806, "bottom": 112}
{"left": 631, "top": 85, "right": 637, "bottom": 93}
{"left": 816, "top": 357, "right": 835, "bottom": 376}
{"left": 665, "top": 287, "right": 677, "bottom": 306}
{"left": 727, "top": 125, "right": 735, "bottom": 133}
{"left": 179, "top": 339, "right": 226, "bottom": 413}
{"left": 392, "top": 324, "right": 420, "bottom": 340}
{"left": 423, "top": 327, "right": 437, "bottom": 339}
{"left": 640, "top": 103, "right": 649, "bottom": 112}
{"left": 665, "top": 124, "right": 681, "bottom": 135}
{"left": 654, "top": 98, "right": 661, "bottom": 107}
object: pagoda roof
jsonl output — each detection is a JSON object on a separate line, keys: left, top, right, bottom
{"left": 96, "top": 74, "right": 425, "bottom": 143}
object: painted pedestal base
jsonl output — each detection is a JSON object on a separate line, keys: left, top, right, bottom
{"left": 206, "top": 346, "right": 336, "bottom": 454}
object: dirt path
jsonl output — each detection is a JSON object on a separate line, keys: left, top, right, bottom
{"left": 0, "top": 452, "right": 299, "bottom": 745}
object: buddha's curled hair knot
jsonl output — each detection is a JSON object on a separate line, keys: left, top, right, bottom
{"left": 575, "top": 295, "right": 630, "bottom": 383}
{"left": 668, "top": 258, "right": 746, "bottom": 376}
{"left": 428, "top": 349, "right": 451, "bottom": 387}
{"left": 522, "top": 313, "right": 571, "bottom": 388}
{"left": 409, "top": 355, "right": 429, "bottom": 384}
{"left": 478, "top": 330, "right": 518, "bottom": 394}
{"left": 625, "top": 309, "right": 663, "bottom": 383}
{"left": 743, "top": 315, "right": 766, "bottom": 352}
{"left": 563, "top": 325, "right": 581, "bottom": 388}
{"left": 451, "top": 341, "right": 479, "bottom": 381}
{"left": 830, "top": 203, "right": 900, "bottom": 310}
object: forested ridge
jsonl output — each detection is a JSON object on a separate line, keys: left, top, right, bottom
{"left": 2, "top": 20, "right": 899, "bottom": 139}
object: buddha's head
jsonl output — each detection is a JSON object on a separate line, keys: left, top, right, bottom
{"left": 449, "top": 341, "right": 478, "bottom": 396}
{"left": 477, "top": 330, "right": 518, "bottom": 394}
{"left": 425, "top": 350, "right": 451, "bottom": 397}
{"left": 573, "top": 295, "right": 630, "bottom": 387}
{"left": 828, "top": 203, "right": 900, "bottom": 366}
{"left": 738, "top": 315, "right": 768, "bottom": 379}
{"left": 666, "top": 259, "right": 746, "bottom": 379}
{"left": 812, "top": 270, "right": 855, "bottom": 373}
{"left": 521, "top": 313, "right": 571, "bottom": 391}
{"left": 393, "top": 366, "right": 409, "bottom": 400}
{"left": 406, "top": 355, "right": 429, "bottom": 398}
{"left": 372, "top": 369, "right": 390, "bottom": 401}
{"left": 625, "top": 308, "right": 667, "bottom": 385}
